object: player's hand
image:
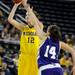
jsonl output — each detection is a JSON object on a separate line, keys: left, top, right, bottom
{"left": 15, "top": 1, "right": 22, "bottom": 6}
{"left": 72, "top": 66, "right": 75, "bottom": 75}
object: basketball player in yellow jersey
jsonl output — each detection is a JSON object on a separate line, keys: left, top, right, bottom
{"left": 8, "top": 2, "right": 40, "bottom": 75}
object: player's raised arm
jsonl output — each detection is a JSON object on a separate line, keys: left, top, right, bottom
{"left": 25, "top": 6, "right": 43, "bottom": 29}
{"left": 8, "top": 2, "right": 25, "bottom": 31}
{"left": 22, "top": 0, "right": 43, "bottom": 29}
{"left": 26, "top": 6, "right": 45, "bottom": 39}
{"left": 22, "top": 0, "right": 45, "bottom": 39}
{"left": 60, "top": 41, "right": 75, "bottom": 75}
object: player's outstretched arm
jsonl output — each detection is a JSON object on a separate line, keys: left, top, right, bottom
{"left": 22, "top": 0, "right": 45, "bottom": 39}
{"left": 22, "top": 0, "right": 43, "bottom": 29}
{"left": 60, "top": 41, "right": 75, "bottom": 75}
{"left": 8, "top": 2, "right": 25, "bottom": 31}
{"left": 25, "top": 5, "right": 43, "bottom": 29}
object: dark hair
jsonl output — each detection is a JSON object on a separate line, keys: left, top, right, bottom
{"left": 47, "top": 25, "right": 61, "bottom": 41}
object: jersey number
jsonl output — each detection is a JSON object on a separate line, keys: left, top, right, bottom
{"left": 28, "top": 37, "right": 34, "bottom": 43}
{"left": 44, "top": 45, "right": 56, "bottom": 59}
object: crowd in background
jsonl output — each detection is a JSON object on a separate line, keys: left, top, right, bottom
{"left": 0, "top": 7, "right": 75, "bottom": 75}
{"left": 0, "top": 9, "right": 19, "bottom": 75}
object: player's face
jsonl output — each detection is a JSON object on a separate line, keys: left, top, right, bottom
{"left": 25, "top": 16, "right": 34, "bottom": 27}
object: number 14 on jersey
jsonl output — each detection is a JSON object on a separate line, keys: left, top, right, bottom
{"left": 44, "top": 45, "right": 56, "bottom": 59}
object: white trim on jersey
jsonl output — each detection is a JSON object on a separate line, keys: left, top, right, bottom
{"left": 39, "top": 63, "right": 61, "bottom": 75}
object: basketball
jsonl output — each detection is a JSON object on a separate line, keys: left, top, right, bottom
{"left": 13, "top": 0, "right": 22, "bottom": 4}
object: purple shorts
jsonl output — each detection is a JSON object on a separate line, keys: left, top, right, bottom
{"left": 39, "top": 64, "right": 63, "bottom": 75}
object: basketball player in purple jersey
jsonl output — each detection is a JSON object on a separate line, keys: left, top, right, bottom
{"left": 22, "top": 0, "right": 75, "bottom": 75}
{"left": 37, "top": 25, "right": 75, "bottom": 75}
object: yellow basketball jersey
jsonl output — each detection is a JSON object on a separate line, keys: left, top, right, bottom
{"left": 20, "top": 26, "right": 40, "bottom": 55}
{"left": 18, "top": 26, "right": 40, "bottom": 75}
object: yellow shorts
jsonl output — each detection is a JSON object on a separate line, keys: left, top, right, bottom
{"left": 18, "top": 53, "right": 38, "bottom": 75}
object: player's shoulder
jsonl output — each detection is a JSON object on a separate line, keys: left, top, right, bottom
{"left": 21, "top": 25, "right": 30, "bottom": 31}
{"left": 24, "top": 25, "right": 29, "bottom": 29}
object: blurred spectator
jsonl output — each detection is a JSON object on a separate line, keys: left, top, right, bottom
{"left": 60, "top": 55, "right": 68, "bottom": 67}
{"left": 14, "top": 34, "right": 20, "bottom": 40}
{"left": 13, "top": 53, "right": 18, "bottom": 67}
{"left": 0, "top": 10, "right": 4, "bottom": 32}
{"left": 0, "top": 56, "right": 2, "bottom": 75}
{"left": 0, "top": 46, "right": 5, "bottom": 57}
{"left": 1, "top": 62, "right": 12, "bottom": 75}
{"left": 3, "top": 20, "right": 11, "bottom": 29}
{"left": 0, "top": 10, "right": 3, "bottom": 16}
{"left": 1, "top": 28, "right": 11, "bottom": 39}
{"left": 60, "top": 55, "right": 68, "bottom": 75}
{"left": 0, "top": 45, "right": 18, "bottom": 75}
{"left": 8, "top": 61, "right": 17, "bottom": 75}
{"left": 0, "top": 10, "right": 3, "bottom": 22}
{"left": 60, "top": 53, "right": 73, "bottom": 75}
{"left": 10, "top": 27, "right": 17, "bottom": 40}
{"left": 71, "top": 35, "right": 75, "bottom": 49}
